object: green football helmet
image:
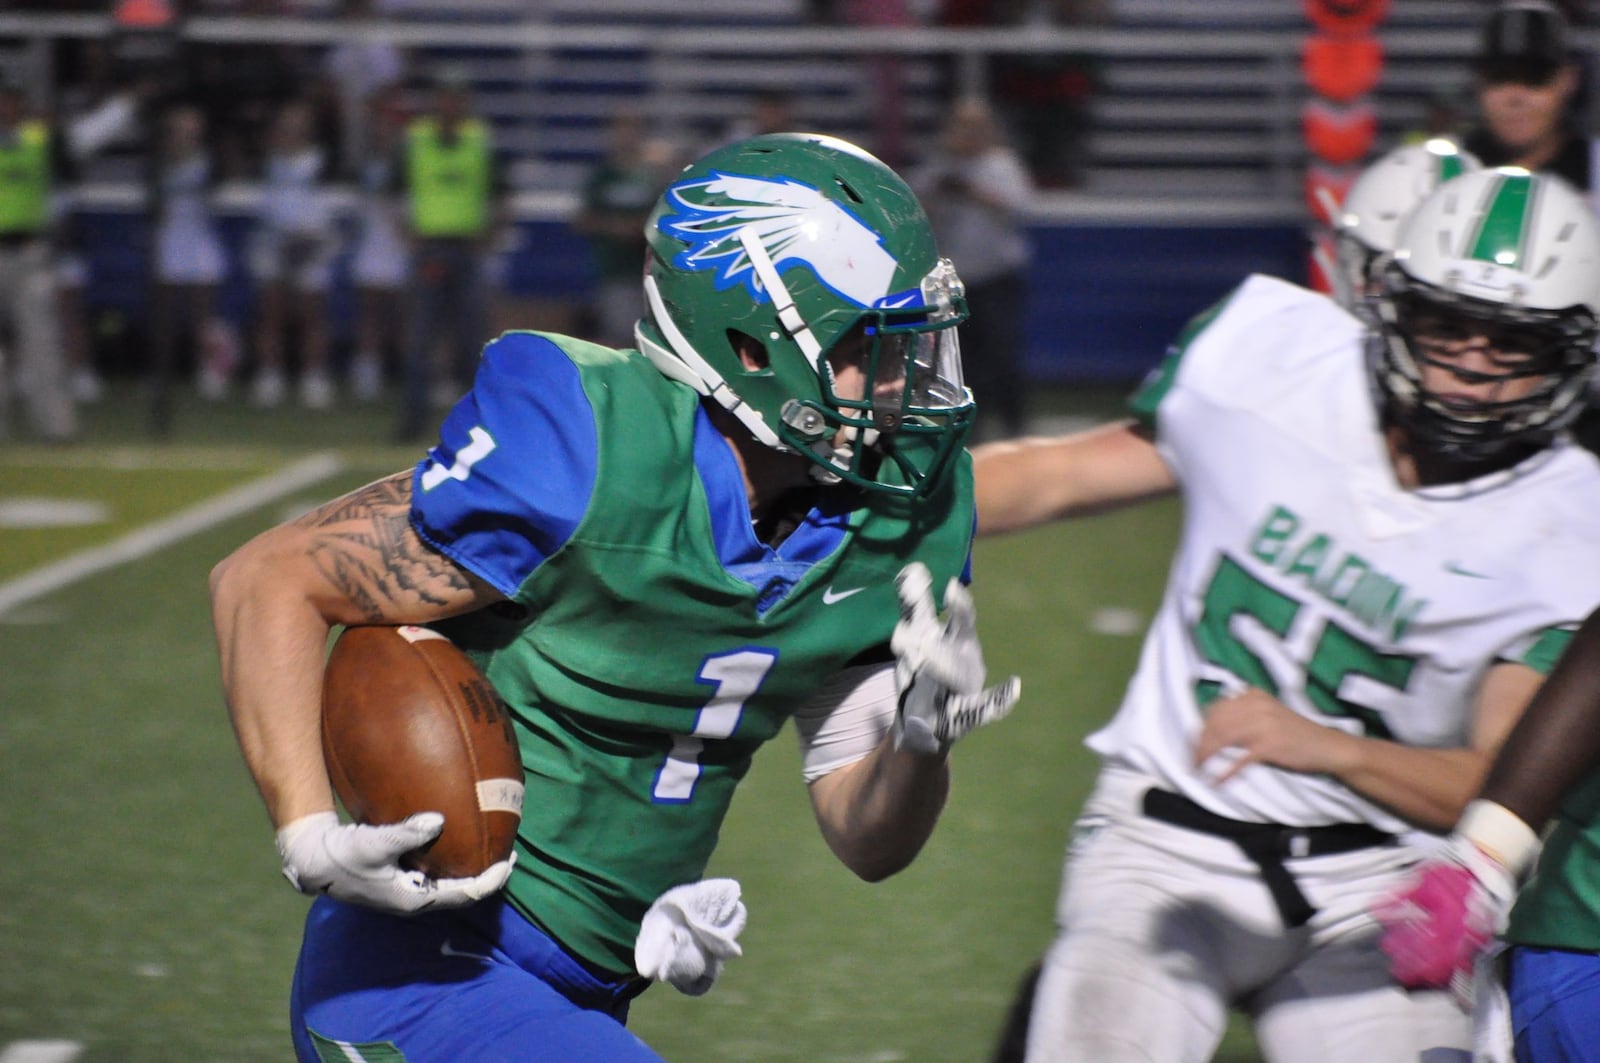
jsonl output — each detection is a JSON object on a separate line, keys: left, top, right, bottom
{"left": 635, "top": 132, "right": 974, "bottom": 499}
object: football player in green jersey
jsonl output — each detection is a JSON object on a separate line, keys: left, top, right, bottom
{"left": 210, "top": 133, "right": 1019, "bottom": 1062}
{"left": 1379, "top": 605, "right": 1600, "bottom": 1060}
{"left": 974, "top": 166, "right": 1600, "bottom": 1062}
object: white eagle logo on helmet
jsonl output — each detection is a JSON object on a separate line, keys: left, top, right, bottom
{"left": 657, "top": 172, "right": 904, "bottom": 309}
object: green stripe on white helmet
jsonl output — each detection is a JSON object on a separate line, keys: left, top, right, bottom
{"left": 1393, "top": 166, "right": 1600, "bottom": 314}
{"left": 1331, "top": 139, "right": 1482, "bottom": 312}
{"left": 1464, "top": 170, "right": 1536, "bottom": 268}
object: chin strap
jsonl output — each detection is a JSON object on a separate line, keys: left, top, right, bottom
{"left": 735, "top": 226, "right": 878, "bottom": 484}
{"left": 640, "top": 226, "right": 866, "bottom": 482}
{"left": 738, "top": 226, "right": 824, "bottom": 368}
{"left": 636, "top": 273, "right": 784, "bottom": 450}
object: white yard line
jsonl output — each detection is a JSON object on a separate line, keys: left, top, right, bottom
{"left": 0, "top": 452, "right": 345, "bottom": 618}
{"left": 8, "top": 445, "right": 286, "bottom": 471}
{"left": 0, "top": 1042, "right": 85, "bottom": 1063}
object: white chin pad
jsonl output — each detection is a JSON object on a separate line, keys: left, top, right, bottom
{"left": 829, "top": 425, "right": 867, "bottom": 473}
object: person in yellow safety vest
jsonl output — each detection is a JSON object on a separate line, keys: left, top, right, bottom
{"left": 393, "top": 66, "right": 508, "bottom": 443}
{"left": 0, "top": 81, "right": 75, "bottom": 444}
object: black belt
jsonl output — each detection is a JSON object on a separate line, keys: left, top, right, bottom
{"left": 0, "top": 231, "right": 42, "bottom": 249}
{"left": 1141, "top": 788, "right": 1396, "bottom": 929}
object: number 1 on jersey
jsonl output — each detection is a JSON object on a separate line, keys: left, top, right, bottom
{"left": 653, "top": 648, "right": 777, "bottom": 803}
{"left": 420, "top": 426, "right": 497, "bottom": 491}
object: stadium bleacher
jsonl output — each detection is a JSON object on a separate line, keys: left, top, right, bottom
{"left": 0, "top": 4, "right": 1535, "bottom": 381}
{"left": 374, "top": 1, "right": 1496, "bottom": 203}
{"left": 0, "top": 3, "right": 1504, "bottom": 202}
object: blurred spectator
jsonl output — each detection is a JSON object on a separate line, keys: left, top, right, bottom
{"left": 911, "top": 95, "right": 1033, "bottom": 442}
{"left": 344, "top": 85, "right": 410, "bottom": 404}
{"left": 190, "top": 3, "right": 329, "bottom": 179}
{"left": 573, "top": 112, "right": 678, "bottom": 349}
{"left": 248, "top": 96, "right": 338, "bottom": 409}
{"left": 841, "top": 0, "right": 916, "bottom": 165}
{"left": 944, "top": 0, "right": 1108, "bottom": 189}
{"left": 1463, "top": 1, "right": 1594, "bottom": 193}
{"left": 55, "top": 36, "right": 194, "bottom": 417}
{"left": 147, "top": 102, "right": 233, "bottom": 431}
{"left": 393, "top": 68, "right": 508, "bottom": 443}
{"left": 52, "top": 38, "right": 141, "bottom": 407}
{"left": 55, "top": 36, "right": 158, "bottom": 184}
{"left": 322, "top": 0, "right": 408, "bottom": 173}
{"left": 1461, "top": 1, "right": 1600, "bottom": 453}
{"left": 54, "top": 211, "right": 98, "bottom": 405}
{"left": 0, "top": 81, "right": 74, "bottom": 443}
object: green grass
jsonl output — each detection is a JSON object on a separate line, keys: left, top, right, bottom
{"left": 0, "top": 381, "right": 1264, "bottom": 1061}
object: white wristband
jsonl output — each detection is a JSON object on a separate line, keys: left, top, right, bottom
{"left": 1459, "top": 798, "right": 1541, "bottom": 879}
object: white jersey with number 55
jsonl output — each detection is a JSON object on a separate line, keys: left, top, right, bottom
{"left": 1087, "top": 273, "right": 1600, "bottom": 838}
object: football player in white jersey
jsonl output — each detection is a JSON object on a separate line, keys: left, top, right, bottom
{"left": 975, "top": 167, "right": 1600, "bottom": 1062}
{"left": 1325, "top": 138, "right": 1481, "bottom": 312}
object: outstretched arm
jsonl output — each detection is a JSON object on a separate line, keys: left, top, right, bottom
{"left": 972, "top": 419, "right": 1178, "bottom": 537}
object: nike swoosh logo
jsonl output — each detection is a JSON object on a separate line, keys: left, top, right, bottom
{"left": 440, "top": 940, "right": 493, "bottom": 963}
{"left": 822, "top": 585, "right": 868, "bottom": 605}
{"left": 1444, "top": 562, "right": 1491, "bottom": 580}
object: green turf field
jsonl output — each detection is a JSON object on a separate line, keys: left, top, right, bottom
{"left": 0, "top": 384, "right": 1264, "bottom": 1061}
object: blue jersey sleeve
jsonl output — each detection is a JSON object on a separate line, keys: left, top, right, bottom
{"left": 410, "top": 333, "right": 599, "bottom": 597}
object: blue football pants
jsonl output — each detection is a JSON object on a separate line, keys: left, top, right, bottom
{"left": 1511, "top": 946, "right": 1600, "bottom": 1063}
{"left": 290, "top": 895, "right": 665, "bottom": 1062}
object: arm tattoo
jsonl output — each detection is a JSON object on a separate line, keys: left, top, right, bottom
{"left": 298, "top": 472, "right": 480, "bottom": 621}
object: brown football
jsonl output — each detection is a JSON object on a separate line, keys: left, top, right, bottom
{"left": 321, "top": 624, "right": 523, "bottom": 879}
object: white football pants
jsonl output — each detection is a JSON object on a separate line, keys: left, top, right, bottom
{"left": 1024, "top": 766, "right": 1471, "bottom": 1063}
{"left": 0, "top": 240, "right": 72, "bottom": 441}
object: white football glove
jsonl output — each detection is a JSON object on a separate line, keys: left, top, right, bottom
{"left": 276, "top": 810, "right": 514, "bottom": 915}
{"left": 890, "top": 562, "right": 1021, "bottom": 756}
{"left": 634, "top": 878, "right": 747, "bottom": 997}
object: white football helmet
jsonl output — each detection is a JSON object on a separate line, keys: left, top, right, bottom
{"left": 1330, "top": 139, "right": 1482, "bottom": 310}
{"left": 1371, "top": 166, "right": 1600, "bottom": 460}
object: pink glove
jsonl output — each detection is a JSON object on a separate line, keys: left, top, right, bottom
{"left": 1372, "top": 834, "right": 1516, "bottom": 1007}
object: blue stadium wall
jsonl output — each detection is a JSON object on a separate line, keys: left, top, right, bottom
{"left": 75, "top": 209, "right": 1309, "bottom": 384}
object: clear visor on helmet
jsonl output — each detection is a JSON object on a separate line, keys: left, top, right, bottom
{"left": 776, "top": 258, "right": 974, "bottom": 499}
{"left": 824, "top": 257, "right": 970, "bottom": 432}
